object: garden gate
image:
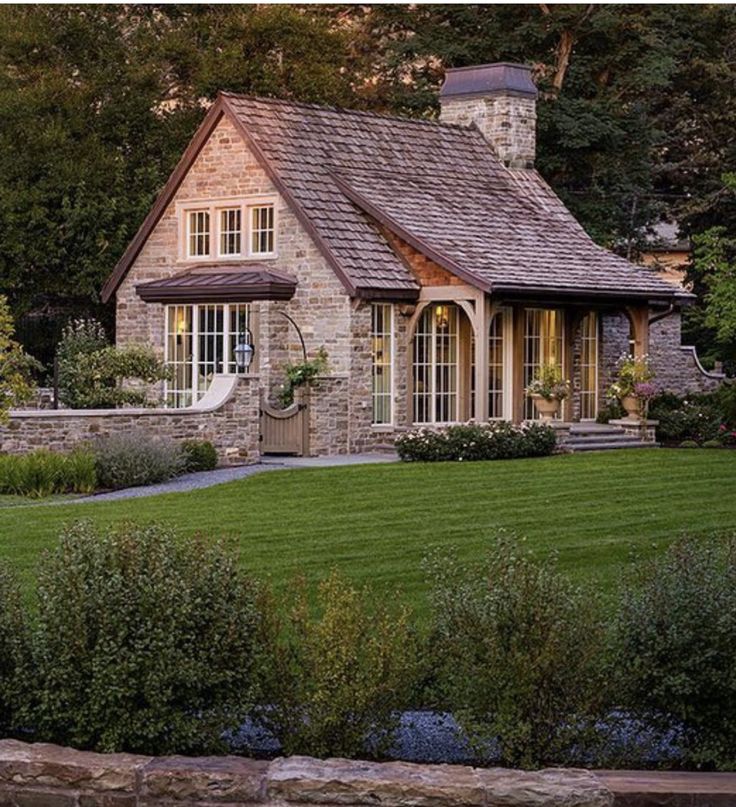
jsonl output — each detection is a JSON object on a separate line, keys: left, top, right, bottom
{"left": 259, "top": 389, "right": 309, "bottom": 456}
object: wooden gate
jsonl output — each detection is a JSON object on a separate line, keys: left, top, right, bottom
{"left": 259, "top": 389, "right": 310, "bottom": 456}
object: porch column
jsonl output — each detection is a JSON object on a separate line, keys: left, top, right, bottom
{"left": 474, "top": 297, "right": 490, "bottom": 422}
{"left": 625, "top": 305, "right": 650, "bottom": 359}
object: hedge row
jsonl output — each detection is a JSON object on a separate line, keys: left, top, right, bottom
{"left": 0, "top": 523, "right": 734, "bottom": 771}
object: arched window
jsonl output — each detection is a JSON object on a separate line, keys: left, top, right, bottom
{"left": 413, "top": 304, "right": 459, "bottom": 424}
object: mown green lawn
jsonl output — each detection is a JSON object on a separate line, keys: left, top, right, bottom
{"left": 1, "top": 448, "right": 734, "bottom": 611}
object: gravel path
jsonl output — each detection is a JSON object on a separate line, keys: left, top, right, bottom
{"left": 49, "top": 452, "right": 399, "bottom": 505}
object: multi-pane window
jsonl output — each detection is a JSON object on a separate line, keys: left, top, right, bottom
{"left": 371, "top": 304, "right": 393, "bottom": 425}
{"left": 219, "top": 208, "right": 241, "bottom": 256}
{"left": 488, "top": 309, "right": 508, "bottom": 420}
{"left": 580, "top": 312, "right": 599, "bottom": 420}
{"left": 251, "top": 205, "right": 275, "bottom": 255}
{"left": 188, "top": 210, "right": 210, "bottom": 257}
{"left": 183, "top": 200, "right": 276, "bottom": 260}
{"left": 413, "top": 304, "right": 459, "bottom": 424}
{"left": 165, "top": 303, "right": 252, "bottom": 407}
{"left": 523, "top": 308, "right": 564, "bottom": 419}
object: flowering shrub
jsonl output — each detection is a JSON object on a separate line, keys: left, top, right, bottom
{"left": 608, "top": 353, "right": 655, "bottom": 399}
{"left": 395, "top": 422, "right": 556, "bottom": 462}
{"left": 649, "top": 392, "right": 723, "bottom": 445}
{"left": 525, "top": 363, "right": 570, "bottom": 401}
{"left": 278, "top": 347, "right": 329, "bottom": 407}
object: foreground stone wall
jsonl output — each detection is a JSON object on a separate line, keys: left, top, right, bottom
{"left": 0, "top": 739, "right": 614, "bottom": 807}
{"left": 0, "top": 376, "right": 260, "bottom": 466}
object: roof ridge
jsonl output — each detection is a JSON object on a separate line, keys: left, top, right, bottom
{"left": 219, "top": 91, "right": 478, "bottom": 134}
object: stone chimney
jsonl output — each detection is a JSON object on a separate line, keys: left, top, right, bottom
{"left": 439, "top": 63, "right": 538, "bottom": 169}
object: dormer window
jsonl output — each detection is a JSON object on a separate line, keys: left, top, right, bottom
{"left": 180, "top": 197, "right": 276, "bottom": 261}
{"left": 187, "top": 210, "right": 210, "bottom": 257}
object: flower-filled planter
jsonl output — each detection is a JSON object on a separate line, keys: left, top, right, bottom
{"left": 608, "top": 354, "right": 656, "bottom": 422}
{"left": 525, "top": 363, "right": 570, "bottom": 422}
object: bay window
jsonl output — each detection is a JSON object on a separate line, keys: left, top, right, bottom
{"left": 165, "top": 303, "right": 252, "bottom": 407}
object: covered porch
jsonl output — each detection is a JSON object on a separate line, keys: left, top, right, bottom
{"left": 402, "top": 285, "right": 655, "bottom": 427}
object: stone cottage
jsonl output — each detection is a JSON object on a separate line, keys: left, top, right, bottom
{"left": 98, "top": 62, "right": 721, "bottom": 456}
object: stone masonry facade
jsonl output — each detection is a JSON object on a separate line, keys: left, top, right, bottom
{"left": 1, "top": 377, "right": 260, "bottom": 466}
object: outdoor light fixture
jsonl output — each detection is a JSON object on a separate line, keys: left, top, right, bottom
{"left": 234, "top": 329, "right": 254, "bottom": 371}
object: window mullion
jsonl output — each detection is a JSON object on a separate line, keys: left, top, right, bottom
{"left": 192, "top": 304, "right": 200, "bottom": 404}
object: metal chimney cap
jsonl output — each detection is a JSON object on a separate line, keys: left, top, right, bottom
{"left": 440, "top": 62, "right": 538, "bottom": 100}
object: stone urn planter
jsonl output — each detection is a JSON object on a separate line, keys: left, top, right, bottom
{"left": 531, "top": 394, "right": 560, "bottom": 422}
{"left": 621, "top": 395, "right": 641, "bottom": 420}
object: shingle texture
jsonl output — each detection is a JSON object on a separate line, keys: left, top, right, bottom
{"left": 224, "top": 94, "right": 681, "bottom": 300}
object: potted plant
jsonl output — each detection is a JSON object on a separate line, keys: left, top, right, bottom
{"left": 525, "top": 363, "right": 570, "bottom": 421}
{"left": 608, "top": 354, "right": 655, "bottom": 420}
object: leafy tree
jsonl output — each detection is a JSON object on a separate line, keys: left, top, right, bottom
{"left": 0, "top": 295, "right": 40, "bottom": 421}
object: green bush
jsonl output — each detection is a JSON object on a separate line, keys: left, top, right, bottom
{"left": 650, "top": 392, "right": 723, "bottom": 444}
{"left": 425, "top": 538, "right": 604, "bottom": 768}
{"left": 0, "top": 564, "right": 30, "bottom": 735}
{"left": 93, "top": 432, "right": 186, "bottom": 490}
{"left": 596, "top": 399, "right": 624, "bottom": 423}
{"left": 703, "top": 439, "right": 722, "bottom": 448}
{"left": 57, "top": 318, "right": 170, "bottom": 409}
{"left": 181, "top": 440, "right": 218, "bottom": 472}
{"left": 0, "top": 449, "right": 96, "bottom": 497}
{"left": 679, "top": 439, "right": 700, "bottom": 448}
{"left": 613, "top": 536, "right": 736, "bottom": 768}
{"left": 259, "top": 570, "right": 418, "bottom": 759}
{"left": 29, "top": 522, "right": 263, "bottom": 754}
{"left": 395, "top": 422, "right": 556, "bottom": 462}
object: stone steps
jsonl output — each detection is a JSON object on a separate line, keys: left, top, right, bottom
{"left": 565, "top": 423, "right": 658, "bottom": 452}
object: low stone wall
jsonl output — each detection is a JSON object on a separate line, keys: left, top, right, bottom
{"left": 0, "top": 740, "right": 735, "bottom": 807}
{"left": 0, "top": 375, "right": 260, "bottom": 466}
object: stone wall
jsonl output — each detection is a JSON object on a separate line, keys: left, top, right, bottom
{"left": 600, "top": 311, "right": 725, "bottom": 399}
{"left": 0, "top": 376, "right": 260, "bottom": 466}
{"left": 0, "top": 739, "right": 613, "bottom": 807}
{"left": 1, "top": 739, "right": 734, "bottom": 807}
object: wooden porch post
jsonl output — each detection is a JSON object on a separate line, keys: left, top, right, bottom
{"left": 474, "top": 297, "right": 489, "bottom": 422}
{"left": 625, "top": 305, "right": 650, "bottom": 359}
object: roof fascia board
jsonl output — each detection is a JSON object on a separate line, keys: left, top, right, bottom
{"left": 329, "top": 173, "right": 492, "bottom": 294}
{"left": 219, "top": 95, "right": 358, "bottom": 297}
{"left": 101, "top": 99, "right": 228, "bottom": 303}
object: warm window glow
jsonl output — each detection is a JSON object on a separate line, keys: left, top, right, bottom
{"left": 219, "top": 208, "right": 242, "bottom": 256}
{"left": 371, "top": 304, "right": 393, "bottom": 425}
{"left": 580, "top": 312, "right": 599, "bottom": 420}
{"left": 165, "top": 303, "right": 252, "bottom": 407}
{"left": 523, "top": 308, "right": 564, "bottom": 419}
{"left": 188, "top": 210, "right": 210, "bottom": 257}
{"left": 251, "top": 205, "right": 275, "bottom": 254}
{"left": 413, "top": 304, "right": 459, "bottom": 424}
{"left": 488, "top": 309, "right": 509, "bottom": 420}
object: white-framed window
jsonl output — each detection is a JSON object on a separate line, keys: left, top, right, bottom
{"left": 219, "top": 208, "right": 242, "bottom": 256}
{"left": 523, "top": 308, "right": 565, "bottom": 420}
{"left": 580, "top": 312, "right": 599, "bottom": 420}
{"left": 187, "top": 210, "right": 210, "bottom": 258}
{"left": 165, "top": 303, "right": 252, "bottom": 408}
{"left": 371, "top": 303, "right": 393, "bottom": 425}
{"left": 413, "top": 303, "right": 459, "bottom": 424}
{"left": 251, "top": 204, "right": 275, "bottom": 255}
{"left": 180, "top": 197, "right": 277, "bottom": 261}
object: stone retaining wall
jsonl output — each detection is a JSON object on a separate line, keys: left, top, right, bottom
{"left": 0, "top": 739, "right": 735, "bottom": 807}
{"left": 0, "top": 376, "right": 260, "bottom": 466}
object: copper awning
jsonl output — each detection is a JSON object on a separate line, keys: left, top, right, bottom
{"left": 136, "top": 264, "right": 297, "bottom": 303}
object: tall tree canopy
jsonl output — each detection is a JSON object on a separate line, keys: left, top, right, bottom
{"left": 1, "top": 4, "right": 736, "bottom": 364}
